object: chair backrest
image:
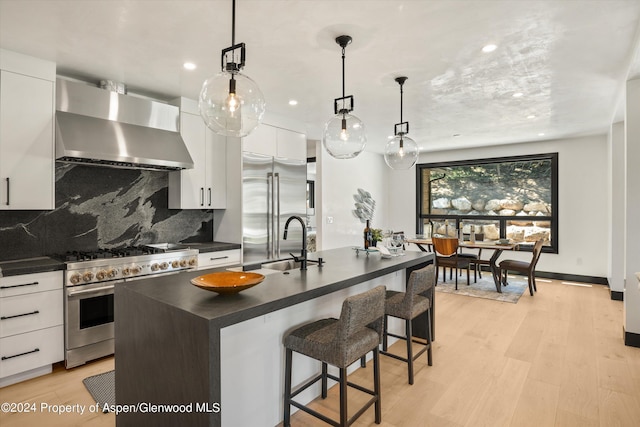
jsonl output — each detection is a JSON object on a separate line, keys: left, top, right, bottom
{"left": 400, "top": 264, "right": 436, "bottom": 311}
{"left": 337, "top": 285, "right": 386, "bottom": 342}
{"left": 530, "top": 239, "right": 545, "bottom": 270}
{"left": 432, "top": 236, "right": 459, "bottom": 256}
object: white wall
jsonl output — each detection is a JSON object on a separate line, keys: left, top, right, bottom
{"left": 386, "top": 134, "right": 610, "bottom": 278}
{"left": 609, "top": 122, "right": 626, "bottom": 293}
{"left": 317, "top": 148, "right": 390, "bottom": 250}
{"left": 624, "top": 78, "right": 640, "bottom": 336}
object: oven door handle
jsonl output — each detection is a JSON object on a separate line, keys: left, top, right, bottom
{"left": 67, "top": 284, "right": 115, "bottom": 297}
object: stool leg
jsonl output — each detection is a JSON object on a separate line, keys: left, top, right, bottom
{"left": 426, "top": 308, "right": 433, "bottom": 366}
{"left": 284, "top": 348, "right": 293, "bottom": 427}
{"left": 373, "top": 347, "right": 382, "bottom": 424}
{"left": 339, "top": 367, "right": 348, "bottom": 426}
{"left": 321, "top": 362, "right": 328, "bottom": 399}
{"left": 406, "top": 319, "right": 414, "bottom": 385}
{"left": 382, "top": 314, "right": 389, "bottom": 351}
{"left": 360, "top": 355, "right": 366, "bottom": 368}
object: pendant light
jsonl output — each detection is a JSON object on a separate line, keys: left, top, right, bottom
{"left": 384, "top": 76, "right": 419, "bottom": 170}
{"left": 322, "top": 35, "right": 366, "bottom": 159}
{"left": 199, "top": 0, "right": 265, "bottom": 138}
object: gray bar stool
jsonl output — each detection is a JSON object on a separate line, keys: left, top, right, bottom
{"left": 283, "top": 286, "right": 386, "bottom": 426}
{"left": 381, "top": 264, "right": 435, "bottom": 384}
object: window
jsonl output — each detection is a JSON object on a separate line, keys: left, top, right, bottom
{"left": 416, "top": 153, "right": 558, "bottom": 253}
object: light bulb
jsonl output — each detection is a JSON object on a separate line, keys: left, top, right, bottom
{"left": 398, "top": 140, "right": 405, "bottom": 157}
{"left": 340, "top": 118, "right": 349, "bottom": 141}
{"left": 226, "top": 92, "right": 240, "bottom": 113}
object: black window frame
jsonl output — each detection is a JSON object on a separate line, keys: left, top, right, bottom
{"left": 415, "top": 152, "right": 558, "bottom": 254}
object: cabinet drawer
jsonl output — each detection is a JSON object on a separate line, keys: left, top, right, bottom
{"left": 0, "top": 289, "right": 63, "bottom": 338}
{"left": 0, "top": 325, "right": 63, "bottom": 379}
{"left": 0, "top": 271, "right": 62, "bottom": 298}
{"left": 197, "top": 250, "right": 241, "bottom": 270}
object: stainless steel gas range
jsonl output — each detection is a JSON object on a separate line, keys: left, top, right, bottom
{"left": 62, "top": 245, "right": 198, "bottom": 368}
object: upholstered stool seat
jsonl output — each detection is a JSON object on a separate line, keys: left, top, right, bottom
{"left": 283, "top": 286, "right": 386, "bottom": 427}
{"left": 381, "top": 264, "right": 435, "bottom": 385}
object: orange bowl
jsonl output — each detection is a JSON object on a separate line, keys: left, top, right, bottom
{"left": 190, "top": 271, "right": 265, "bottom": 295}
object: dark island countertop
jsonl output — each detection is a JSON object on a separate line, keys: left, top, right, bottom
{"left": 0, "top": 256, "right": 64, "bottom": 278}
{"left": 119, "top": 247, "right": 433, "bottom": 328}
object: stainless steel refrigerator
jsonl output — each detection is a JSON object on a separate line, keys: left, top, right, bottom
{"left": 242, "top": 152, "right": 307, "bottom": 265}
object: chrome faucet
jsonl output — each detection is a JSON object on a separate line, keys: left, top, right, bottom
{"left": 283, "top": 215, "right": 307, "bottom": 270}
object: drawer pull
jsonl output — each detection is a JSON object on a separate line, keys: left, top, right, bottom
{"left": 1, "top": 310, "right": 40, "bottom": 320}
{"left": 0, "top": 281, "right": 39, "bottom": 290}
{"left": 210, "top": 256, "right": 229, "bottom": 261}
{"left": 2, "top": 348, "right": 40, "bottom": 361}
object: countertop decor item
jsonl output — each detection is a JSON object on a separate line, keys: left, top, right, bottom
{"left": 191, "top": 271, "right": 265, "bottom": 295}
{"left": 322, "top": 35, "right": 366, "bottom": 159}
{"left": 199, "top": 0, "right": 265, "bottom": 138}
{"left": 384, "top": 76, "right": 419, "bottom": 170}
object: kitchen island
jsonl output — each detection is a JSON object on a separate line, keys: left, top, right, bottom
{"left": 114, "top": 247, "right": 433, "bottom": 427}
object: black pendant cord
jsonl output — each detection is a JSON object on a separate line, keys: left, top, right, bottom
{"left": 399, "top": 81, "right": 404, "bottom": 125}
{"left": 231, "top": 0, "right": 236, "bottom": 47}
{"left": 341, "top": 45, "right": 346, "bottom": 106}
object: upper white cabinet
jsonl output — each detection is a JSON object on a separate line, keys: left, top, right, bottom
{"left": 0, "top": 50, "right": 56, "bottom": 210}
{"left": 243, "top": 123, "right": 306, "bottom": 161}
{"left": 169, "top": 98, "right": 227, "bottom": 209}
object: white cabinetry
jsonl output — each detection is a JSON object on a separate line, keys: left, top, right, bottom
{"left": 0, "top": 49, "right": 56, "bottom": 210}
{"left": 169, "top": 97, "right": 227, "bottom": 209}
{"left": 243, "top": 123, "right": 306, "bottom": 161}
{"left": 0, "top": 270, "right": 64, "bottom": 387}
{"left": 197, "top": 249, "right": 241, "bottom": 270}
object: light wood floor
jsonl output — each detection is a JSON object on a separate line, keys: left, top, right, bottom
{"left": 2, "top": 278, "right": 639, "bottom": 427}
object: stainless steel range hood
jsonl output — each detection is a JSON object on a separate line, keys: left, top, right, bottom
{"left": 55, "top": 79, "right": 194, "bottom": 171}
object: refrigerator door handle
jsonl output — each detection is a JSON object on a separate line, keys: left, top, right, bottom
{"left": 275, "top": 172, "right": 281, "bottom": 258}
{"left": 267, "top": 172, "right": 273, "bottom": 259}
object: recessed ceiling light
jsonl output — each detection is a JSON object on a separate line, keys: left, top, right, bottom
{"left": 183, "top": 62, "right": 196, "bottom": 70}
{"left": 538, "top": 133, "right": 545, "bottom": 136}
{"left": 288, "top": 99, "right": 298, "bottom": 106}
{"left": 512, "top": 92, "right": 524, "bottom": 98}
{"left": 482, "top": 44, "right": 497, "bottom": 53}
{"left": 527, "top": 114, "right": 536, "bottom": 119}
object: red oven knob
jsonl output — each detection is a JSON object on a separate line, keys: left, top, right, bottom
{"left": 160, "top": 262, "right": 169, "bottom": 270}
{"left": 151, "top": 263, "right": 160, "bottom": 272}
{"left": 131, "top": 265, "right": 141, "bottom": 275}
{"left": 179, "top": 259, "right": 187, "bottom": 267}
{"left": 96, "top": 270, "right": 107, "bottom": 280}
{"left": 122, "top": 267, "right": 131, "bottom": 276}
{"left": 171, "top": 260, "right": 180, "bottom": 268}
{"left": 69, "top": 273, "right": 82, "bottom": 285}
{"left": 83, "top": 272, "right": 94, "bottom": 282}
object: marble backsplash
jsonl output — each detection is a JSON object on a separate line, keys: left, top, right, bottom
{"left": 0, "top": 164, "right": 213, "bottom": 261}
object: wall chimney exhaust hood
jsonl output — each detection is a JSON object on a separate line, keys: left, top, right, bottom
{"left": 55, "top": 79, "right": 194, "bottom": 171}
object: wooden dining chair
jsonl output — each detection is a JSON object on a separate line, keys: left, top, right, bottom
{"left": 431, "top": 236, "right": 472, "bottom": 290}
{"left": 498, "top": 239, "right": 544, "bottom": 296}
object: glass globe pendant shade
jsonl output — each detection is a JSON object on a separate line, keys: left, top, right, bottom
{"left": 199, "top": 70, "right": 265, "bottom": 138}
{"left": 384, "top": 135, "right": 419, "bottom": 169}
{"left": 322, "top": 112, "right": 366, "bottom": 159}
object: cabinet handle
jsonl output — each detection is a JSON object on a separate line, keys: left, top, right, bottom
{"left": 0, "top": 281, "right": 39, "bottom": 290}
{"left": 5, "top": 177, "right": 9, "bottom": 206}
{"left": 208, "top": 188, "right": 212, "bottom": 206}
{"left": 200, "top": 187, "right": 204, "bottom": 206}
{"left": 2, "top": 348, "right": 40, "bottom": 361}
{"left": 209, "top": 256, "right": 229, "bottom": 261}
{"left": 1, "top": 310, "right": 40, "bottom": 320}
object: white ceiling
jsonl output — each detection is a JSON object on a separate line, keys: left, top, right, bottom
{"left": 1, "top": 0, "right": 640, "bottom": 154}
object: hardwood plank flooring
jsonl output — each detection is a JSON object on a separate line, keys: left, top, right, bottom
{"left": 1, "top": 278, "right": 639, "bottom": 426}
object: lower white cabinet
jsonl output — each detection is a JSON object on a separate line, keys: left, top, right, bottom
{"left": 0, "top": 270, "right": 63, "bottom": 387}
{"left": 197, "top": 249, "right": 241, "bottom": 270}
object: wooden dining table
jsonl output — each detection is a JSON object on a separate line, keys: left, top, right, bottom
{"left": 406, "top": 238, "right": 519, "bottom": 293}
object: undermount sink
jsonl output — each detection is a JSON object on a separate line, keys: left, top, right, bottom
{"left": 261, "top": 259, "right": 317, "bottom": 271}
